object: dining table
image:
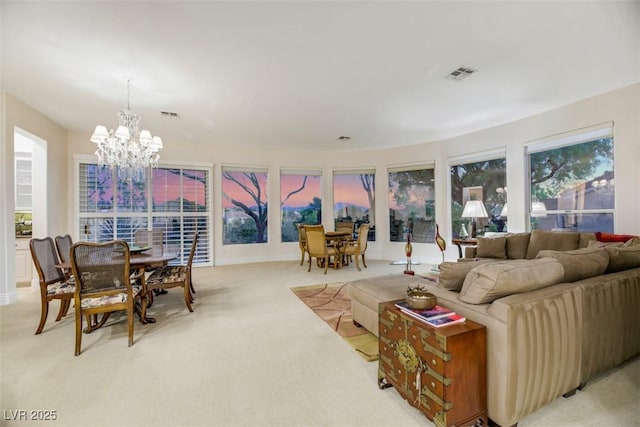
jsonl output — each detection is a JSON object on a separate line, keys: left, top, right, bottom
{"left": 324, "top": 230, "right": 353, "bottom": 268}
{"left": 56, "top": 251, "right": 178, "bottom": 325}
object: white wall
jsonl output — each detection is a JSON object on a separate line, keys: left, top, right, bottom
{"left": 59, "top": 82, "right": 640, "bottom": 267}
{"left": 1, "top": 92, "right": 69, "bottom": 305}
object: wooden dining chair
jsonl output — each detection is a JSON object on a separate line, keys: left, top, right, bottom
{"left": 343, "top": 224, "right": 370, "bottom": 271}
{"left": 70, "top": 240, "right": 143, "bottom": 355}
{"left": 54, "top": 234, "right": 74, "bottom": 280}
{"left": 134, "top": 229, "right": 164, "bottom": 256}
{"left": 303, "top": 225, "right": 339, "bottom": 274}
{"left": 296, "top": 224, "right": 308, "bottom": 266}
{"left": 29, "top": 237, "right": 76, "bottom": 334}
{"left": 141, "top": 232, "right": 199, "bottom": 318}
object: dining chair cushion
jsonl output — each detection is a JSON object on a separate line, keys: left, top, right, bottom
{"left": 46, "top": 281, "right": 75, "bottom": 296}
{"left": 80, "top": 284, "right": 142, "bottom": 309}
{"left": 146, "top": 266, "right": 188, "bottom": 285}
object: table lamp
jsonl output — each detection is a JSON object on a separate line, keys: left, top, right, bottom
{"left": 461, "top": 200, "right": 489, "bottom": 238}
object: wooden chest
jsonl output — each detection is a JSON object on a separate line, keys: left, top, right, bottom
{"left": 378, "top": 301, "right": 487, "bottom": 427}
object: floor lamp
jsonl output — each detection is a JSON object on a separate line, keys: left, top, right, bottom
{"left": 462, "top": 200, "right": 489, "bottom": 238}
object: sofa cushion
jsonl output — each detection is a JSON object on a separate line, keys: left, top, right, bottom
{"left": 579, "top": 232, "right": 597, "bottom": 248}
{"left": 506, "top": 233, "right": 531, "bottom": 259}
{"left": 476, "top": 236, "right": 507, "bottom": 259}
{"left": 536, "top": 248, "right": 610, "bottom": 282}
{"left": 459, "top": 258, "right": 565, "bottom": 304}
{"left": 437, "top": 259, "right": 498, "bottom": 291}
{"left": 587, "top": 240, "right": 624, "bottom": 249}
{"left": 624, "top": 237, "right": 640, "bottom": 246}
{"left": 525, "top": 230, "right": 580, "bottom": 259}
{"left": 605, "top": 244, "right": 640, "bottom": 273}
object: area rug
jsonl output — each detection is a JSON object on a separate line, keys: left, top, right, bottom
{"left": 291, "top": 283, "right": 379, "bottom": 362}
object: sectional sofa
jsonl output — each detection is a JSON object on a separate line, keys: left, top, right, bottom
{"left": 347, "top": 230, "right": 640, "bottom": 427}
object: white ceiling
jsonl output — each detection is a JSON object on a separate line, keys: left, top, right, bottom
{"left": 2, "top": 1, "right": 639, "bottom": 152}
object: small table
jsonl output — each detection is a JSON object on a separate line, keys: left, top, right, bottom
{"left": 325, "top": 231, "right": 352, "bottom": 268}
{"left": 451, "top": 238, "right": 477, "bottom": 258}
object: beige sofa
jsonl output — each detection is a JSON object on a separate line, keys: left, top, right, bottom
{"left": 348, "top": 230, "right": 640, "bottom": 427}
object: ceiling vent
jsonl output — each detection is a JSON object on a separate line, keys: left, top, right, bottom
{"left": 160, "top": 111, "right": 180, "bottom": 119}
{"left": 445, "top": 66, "right": 477, "bottom": 81}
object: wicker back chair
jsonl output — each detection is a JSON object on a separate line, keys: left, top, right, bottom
{"left": 134, "top": 229, "right": 164, "bottom": 256}
{"left": 343, "top": 224, "right": 370, "bottom": 271}
{"left": 141, "top": 232, "right": 199, "bottom": 318}
{"left": 70, "top": 240, "right": 141, "bottom": 355}
{"left": 29, "top": 237, "right": 75, "bottom": 334}
{"left": 54, "top": 234, "right": 74, "bottom": 279}
{"left": 296, "top": 224, "right": 308, "bottom": 265}
{"left": 303, "top": 225, "right": 338, "bottom": 274}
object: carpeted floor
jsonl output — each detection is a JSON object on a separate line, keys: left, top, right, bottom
{"left": 291, "top": 282, "right": 379, "bottom": 362}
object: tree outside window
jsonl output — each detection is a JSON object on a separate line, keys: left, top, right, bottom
{"left": 450, "top": 158, "right": 507, "bottom": 239}
{"left": 281, "top": 172, "right": 321, "bottom": 243}
{"left": 529, "top": 135, "right": 614, "bottom": 232}
{"left": 333, "top": 172, "right": 375, "bottom": 241}
{"left": 222, "top": 168, "right": 268, "bottom": 244}
{"left": 388, "top": 167, "right": 434, "bottom": 243}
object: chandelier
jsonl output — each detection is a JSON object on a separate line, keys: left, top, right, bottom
{"left": 90, "top": 78, "right": 162, "bottom": 177}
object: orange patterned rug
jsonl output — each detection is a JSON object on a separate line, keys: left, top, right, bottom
{"left": 291, "top": 282, "right": 378, "bottom": 362}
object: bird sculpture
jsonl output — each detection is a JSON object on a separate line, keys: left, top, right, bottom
{"left": 435, "top": 224, "right": 446, "bottom": 265}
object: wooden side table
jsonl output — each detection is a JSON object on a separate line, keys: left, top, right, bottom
{"left": 451, "top": 238, "right": 477, "bottom": 258}
{"left": 378, "top": 301, "right": 487, "bottom": 427}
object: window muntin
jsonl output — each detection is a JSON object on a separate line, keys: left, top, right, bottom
{"left": 388, "top": 167, "right": 434, "bottom": 243}
{"left": 280, "top": 172, "right": 321, "bottom": 243}
{"left": 333, "top": 171, "right": 375, "bottom": 241}
{"left": 450, "top": 158, "right": 507, "bottom": 238}
{"left": 222, "top": 168, "right": 268, "bottom": 244}
{"left": 527, "top": 125, "right": 614, "bottom": 232}
{"left": 77, "top": 162, "right": 211, "bottom": 266}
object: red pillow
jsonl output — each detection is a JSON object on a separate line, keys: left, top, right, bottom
{"left": 595, "top": 232, "right": 636, "bottom": 242}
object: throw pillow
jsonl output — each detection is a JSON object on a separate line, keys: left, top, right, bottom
{"left": 605, "top": 244, "right": 640, "bottom": 273}
{"left": 536, "top": 248, "right": 610, "bottom": 282}
{"left": 587, "top": 240, "right": 624, "bottom": 249}
{"left": 595, "top": 232, "right": 637, "bottom": 242}
{"left": 624, "top": 237, "right": 640, "bottom": 246}
{"left": 476, "top": 236, "right": 507, "bottom": 259}
{"left": 437, "top": 259, "right": 497, "bottom": 291}
{"left": 459, "top": 258, "right": 564, "bottom": 305}
{"left": 506, "top": 233, "right": 531, "bottom": 259}
{"left": 525, "top": 230, "right": 580, "bottom": 259}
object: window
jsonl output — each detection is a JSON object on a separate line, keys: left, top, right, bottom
{"left": 388, "top": 165, "right": 434, "bottom": 243}
{"left": 77, "top": 161, "right": 211, "bottom": 265}
{"left": 222, "top": 166, "right": 268, "bottom": 244}
{"left": 333, "top": 170, "right": 375, "bottom": 241}
{"left": 526, "top": 123, "right": 614, "bottom": 232}
{"left": 280, "top": 170, "right": 321, "bottom": 242}
{"left": 450, "top": 154, "right": 506, "bottom": 239}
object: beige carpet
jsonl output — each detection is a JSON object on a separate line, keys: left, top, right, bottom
{"left": 291, "top": 283, "right": 379, "bottom": 362}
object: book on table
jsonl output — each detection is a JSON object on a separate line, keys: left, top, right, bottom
{"left": 394, "top": 301, "right": 453, "bottom": 320}
{"left": 394, "top": 301, "right": 466, "bottom": 327}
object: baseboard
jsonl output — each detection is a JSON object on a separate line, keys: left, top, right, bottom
{"left": 0, "top": 289, "right": 18, "bottom": 305}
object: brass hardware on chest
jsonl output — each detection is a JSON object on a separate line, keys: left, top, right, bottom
{"left": 395, "top": 339, "right": 419, "bottom": 372}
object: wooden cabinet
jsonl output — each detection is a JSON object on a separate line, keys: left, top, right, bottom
{"left": 378, "top": 301, "right": 487, "bottom": 427}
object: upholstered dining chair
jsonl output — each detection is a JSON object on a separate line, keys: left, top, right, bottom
{"left": 134, "top": 229, "right": 164, "bottom": 256}
{"left": 141, "top": 232, "right": 199, "bottom": 317}
{"left": 29, "top": 237, "right": 76, "bottom": 335}
{"left": 296, "top": 224, "right": 308, "bottom": 266}
{"left": 54, "top": 234, "right": 74, "bottom": 280}
{"left": 343, "top": 224, "right": 370, "bottom": 271}
{"left": 303, "top": 225, "right": 339, "bottom": 274}
{"left": 70, "top": 240, "right": 143, "bottom": 355}
{"left": 336, "top": 221, "right": 355, "bottom": 237}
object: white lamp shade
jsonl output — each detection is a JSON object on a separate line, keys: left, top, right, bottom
{"left": 90, "top": 125, "right": 109, "bottom": 143}
{"left": 462, "top": 200, "right": 489, "bottom": 219}
{"left": 500, "top": 204, "right": 507, "bottom": 217}
{"left": 115, "top": 125, "right": 130, "bottom": 140}
{"left": 139, "top": 130, "right": 153, "bottom": 143}
{"left": 151, "top": 136, "right": 163, "bottom": 149}
{"left": 531, "top": 201, "right": 548, "bottom": 217}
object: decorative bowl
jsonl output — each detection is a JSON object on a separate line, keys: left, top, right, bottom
{"left": 406, "top": 285, "right": 438, "bottom": 310}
